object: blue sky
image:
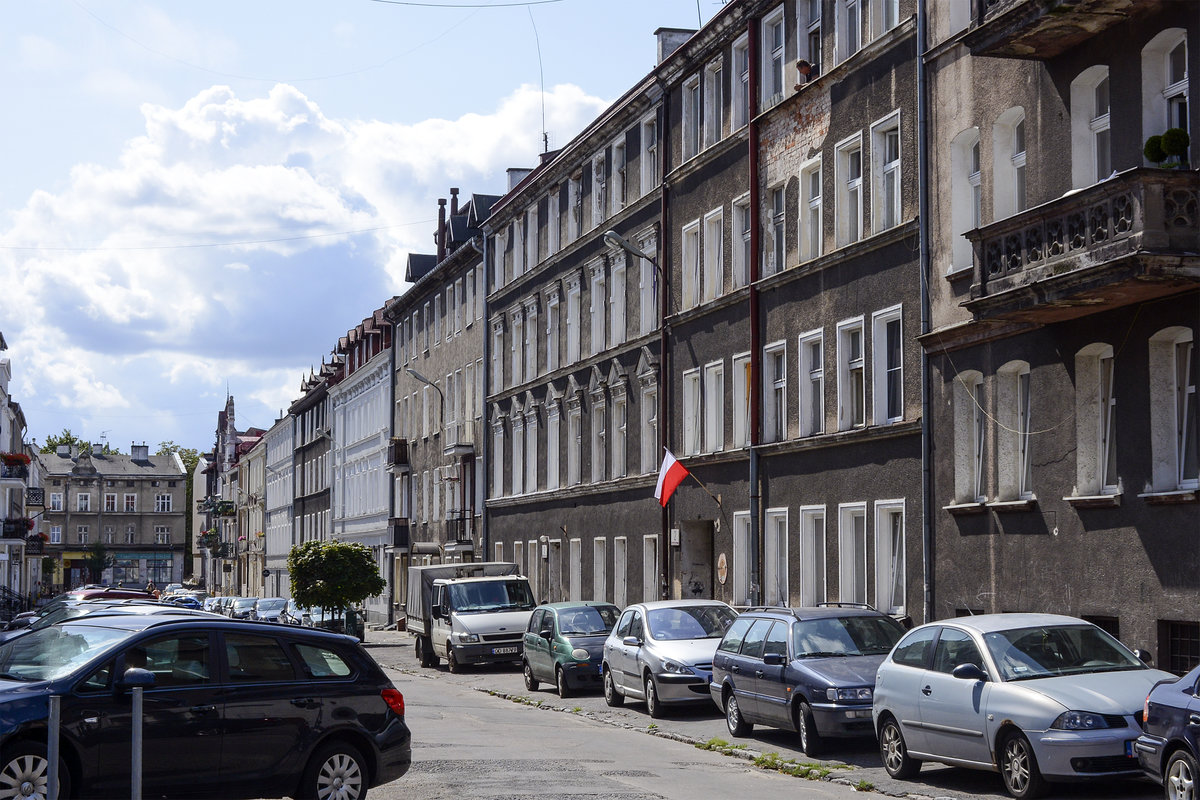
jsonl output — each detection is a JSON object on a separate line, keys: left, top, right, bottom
{"left": 2, "top": 0, "right": 721, "bottom": 455}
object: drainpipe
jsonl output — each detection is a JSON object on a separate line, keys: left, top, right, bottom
{"left": 917, "top": 0, "right": 933, "bottom": 624}
{"left": 476, "top": 234, "right": 490, "bottom": 560}
{"left": 748, "top": 15, "right": 762, "bottom": 608}
{"left": 658, "top": 90, "right": 671, "bottom": 600}
{"left": 386, "top": 313, "right": 397, "bottom": 625}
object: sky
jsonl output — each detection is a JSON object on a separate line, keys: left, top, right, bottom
{"left": 1, "top": 0, "right": 722, "bottom": 456}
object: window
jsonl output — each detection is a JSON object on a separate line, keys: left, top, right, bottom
{"left": 641, "top": 114, "right": 659, "bottom": 193}
{"left": 566, "top": 278, "right": 581, "bottom": 363}
{"left": 1148, "top": 327, "right": 1198, "bottom": 492}
{"left": 733, "top": 34, "right": 751, "bottom": 129}
{"left": 122, "top": 493, "right": 136, "bottom": 512}
{"left": 1160, "top": 620, "right": 1200, "bottom": 677}
{"left": 637, "top": 234, "right": 659, "bottom": 335}
{"left": 567, "top": 406, "right": 582, "bottom": 486}
{"left": 51, "top": 525, "right": 62, "bottom": 544}
{"left": 50, "top": 493, "right": 63, "bottom": 512}
{"left": 154, "top": 526, "right": 171, "bottom": 545}
{"left": 642, "top": 534, "right": 659, "bottom": 603}
{"left": 872, "top": 306, "right": 903, "bottom": 424}
{"left": 568, "top": 172, "right": 582, "bottom": 242}
{"left": 593, "top": 538, "right": 607, "bottom": 602}
{"left": 77, "top": 525, "right": 89, "bottom": 545}
{"left": 733, "top": 194, "right": 751, "bottom": 287}
{"left": 612, "top": 139, "right": 627, "bottom": 215}
{"left": 764, "top": 342, "right": 787, "bottom": 442}
{"left": 1074, "top": 344, "right": 1119, "bottom": 496}
{"left": 524, "top": 303, "right": 537, "bottom": 378}
{"left": 1142, "top": 30, "right": 1190, "bottom": 158}
{"left": 1070, "top": 67, "right": 1112, "bottom": 189}
{"left": 799, "top": 331, "right": 824, "bottom": 436}
{"left": 702, "top": 208, "right": 723, "bottom": 303}
{"left": 682, "top": 220, "right": 701, "bottom": 309}
{"left": 838, "top": 503, "right": 867, "bottom": 604}
{"left": 77, "top": 493, "right": 90, "bottom": 512}
{"left": 767, "top": 186, "right": 786, "bottom": 275}
{"left": 799, "top": 0, "right": 822, "bottom": 80}
{"left": 798, "top": 506, "right": 826, "bottom": 606}
{"left": 491, "top": 321, "right": 505, "bottom": 393}
{"left": 837, "top": 318, "right": 866, "bottom": 430}
{"left": 950, "top": 128, "right": 982, "bottom": 271}
{"left": 874, "top": 501, "right": 905, "bottom": 615}
{"left": 523, "top": 410, "right": 537, "bottom": 491}
{"left": 547, "top": 189, "right": 561, "bottom": 255}
{"left": 612, "top": 395, "right": 627, "bottom": 479}
{"left": 839, "top": 0, "right": 861, "bottom": 62}
{"left": 546, "top": 295, "right": 560, "bottom": 373}
{"left": 546, "top": 402, "right": 561, "bottom": 491}
{"left": 609, "top": 258, "right": 626, "bottom": 348}
{"left": 591, "top": 396, "right": 606, "bottom": 483}
{"left": 511, "top": 414, "right": 525, "bottom": 495}
{"left": 125, "top": 526, "right": 136, "bottom": 544}
{"left": 764, "top": 508, "right": 789, "bottom": 606}
{"left": 704, "top": 360, "right": 725, "bottom": 453}
{"left": 641, "top": 386, "right": 658, "bottom": 474}
{"left": 104, "top": 493, "right": 116, "bottom": 512}
{"left": 510, "top": 309, "right": 524, "bottom": 386}
{"left": 491, "top": 420, "right": 505, "bottom": 498}
{"left": 872, "top": 114, "right": 901, "bottom": 232}
{"left": 762, "top": 6, "right": 787, "bottom": 110}
{"left": 992, "top": 107, "right": 1027, "bottom": 219}
{"left": 997, "top": 361, "right": 1034, "bottom": 501}
{"left": 732, "top": 352, "right": 751, "bottom": 448}
{"left": 226, "top": 634, "right": 296, "bottom": 682}
{"left": 589, "top": 266, "right": 605, "bottom": 355}
{"left": 800, "top": 159, "right": 822, "bottom": 262}
{"left": 871, "top": 0, "right": 899, "bottom": 39}
{"left": 836, "top": 135, "right": 863, "bottom": 245}
{"left": 704, "top": 59, "right": 724, "bottom": 149}
{"left": 732, "top": 512, "right": 752, "bottom": 606}
{"left": 526, "top": 206, "right": 539, "bottom": 268}
{"left": 683, "top": 74, "right": 701, "bottom": 162}
{"left": 682, "top": 368, "right": 702, "bottom": 456}
{"left": 613, "top": 537, "right": 628, "bottom": 609}
{"left": 952, "top": 370, "right": 986, "bottom": 504}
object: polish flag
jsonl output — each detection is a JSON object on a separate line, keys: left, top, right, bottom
{"left": 654, "top": 449, "right": 689, "bottom": 507}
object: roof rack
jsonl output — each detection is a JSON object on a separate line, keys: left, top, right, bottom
{"left": 816, "top": 601, "right": 877, "bottom": 611}
{"left": 740, "top": 606, "right": 803, "bottom": 619}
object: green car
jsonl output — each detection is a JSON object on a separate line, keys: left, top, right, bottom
{"left": 523, "top": 602, "right": 620, "bottom": 698}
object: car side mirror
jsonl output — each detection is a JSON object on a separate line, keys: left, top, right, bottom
{"left": 952, "top": 663, "right": 987, "bottom": 682}
{"left": 431, "top": 603, "right": 444, "bottom": 619}
{"left": 540, "top": 626, "right": 554, "bottom": 640}
{"left": 763, "top": 653, "right": 786, "bottom": 666}
{"left": 1133, "top": 648, "right": 1153, "bottom": 665}
{"left": 120, "top": 667, "right": 155, "bottom": 692}
{"left": 622, "top": 635, "right": 641, "bottom": 647}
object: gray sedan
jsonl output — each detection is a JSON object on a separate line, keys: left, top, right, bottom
{"left": 872, "top": 613, "right": 1173, "bottom": 799}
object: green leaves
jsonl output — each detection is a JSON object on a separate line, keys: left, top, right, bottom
{"left": 287, "top": 540, "right": 386, "bottom": 614}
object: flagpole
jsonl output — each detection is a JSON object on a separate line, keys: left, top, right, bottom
{"left": 687, "top": 470, "right": 722, "bottom": 511}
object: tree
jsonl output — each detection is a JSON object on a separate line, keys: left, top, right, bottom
{"left": 288, "top": 540, "right": 385, "bottom": 633}
{"left": 38, "top": 429, "right": 120, "bottom": 455}
{"left": 83, "top": 542, "right": 115, "bottom": 585}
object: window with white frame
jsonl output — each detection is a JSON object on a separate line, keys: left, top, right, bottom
{"left": 155, "top": 493, "right": 173, "bottom": 513}
{"left": 704, "top": 59, "right": 724, "bottom": 149}
{"left": 950, "top": 128, "right": 982, "bottom": 271}
{"left": 526, "top": 206, "right": 539, "bottom": 268}
{"left": 78, "top": 525, "right": 89, "bottom": 545}
{"left": 838, "top": 503, "right": 867, "bottom": 604}
{"left": 639, "top": 248, "right": 658, "bottom": 335}
{"left": 1070, "top": 67, "right": 1111, "bottom": 189}
{"left": 125, "top": 526, "right": 135, "bottom": 544}
{"left": 764, "top": 508, "right": 789, "bottom": 606}
{"left": 524, "top": 303, "right": 538, "bottom": 379}
{"left": 702, "top": 208, "right": 723, "bottom": 303}
{"left": 1141, "top": 30, "right": 1189, "bottom": 156}
{"left": 512, "top": 221, "right": 525, "bottom": 279}
{"left": 1148, "top": 327, "right": 1198, "bottom": 492}
{"left": 837, "top": 318, "right": 866, "bottom": 430}
{"left": 1074, "top": 344, "right": 1119, "bottom": 496}
{"left": 732, "top": 512, "right": 752, "bottom": 606}
{"left": 704, "top": 360, "right": 725, "bottom": 453}
{"left": 643, "top": 535, "right": 659, "bottom": 603}
{"left": 155, "top": 526, "right": 171, "bottom": 546}
{"left": 613, "top": 537, "right": 628, "bottom": 608}
{"left": 50, "top": 525, "right": 62, "bottom": 544}
{"left": 993, "top": 107, "right": 1027, "bottom": 219}
{"left": 104, "top": 493, "right": 116, "bottom": 512}
{"left": 77, "top": 492, "right": 90, "bottom": 512}
{"left": 997, "top": 360, "right": 1034, "bottom": 501}
{"left": 567, "top": 405, "right": 583, "bottom": 485}
{"left": 492, "top": 419, "right": 505, "bottom": 497}
{"left": 589, "top": 266, "right": 605, "bottom": 355}
{"left": 683, "top": 74, "right": 701, "bottom": 162}
{"left": 836, "top": 135, "right": 863, "bottom": 246}
{"left": 525, "top": 411, "right": 538, "bottom": 491}
{"left": 874, "top": 500, "right": 905, "bottom": 615}
{"left": 798, "top": 0, "right": 822, "bottom": 80}
{"left": 593, "top": 538, "right": 607, "bottom": 602}
{"left": 641, "top": 114, "right": 659, "bottom": 194}
{"left": 569, "top": 538, "right": 582, "bottom": 600}
{"left": 952, "top": 370, "right": 986, "bottom": 504}
{"left": 612, "top": 394, "right": 628, "bottom": 479}
{"left": 50, "top": 493, "right": 63, "bottom": 512}
{"left": 767, "top": 186, "right": 786, "bottom": 275}
{"left": 591, "top": 396, "right": 606, "bottom": 483}
{"left": 609, "top": 258, "right": 626, "bottom": 348}
{"left": 546, "top": 402, "right": 561, "bottom": 491}
{"left": 546, "top": 294, "right": 560, "bottom": 373}
{"left": 800, "top": 158, "right": 822, "bottom": 262}
{"left": 872, "top": 306, "right": 903, "bottom": 424}
{"left": 732, "top": 352, "right": 751, "bottom": 448}
{"left": 592, "top": 151, "right": 607, "bottom": 227}
{"left": 764, "top": 342, "right": 787, "bottom": 442}
{"left": 873, "top": 113, "right": 901, "bottom": 232}
{"left": 682, "top": 368, "right": 702, "bottom": 456}
{"left": 510, "top": 309, "right": 524, "bottom": 387}
{"left": 732, "top": 34, "right": 751, "bottom": 129}
{"left": 733, "top": 194, "right": 751, "bottom": 287}
{"left": 641, "top": 385, "right": 658, "bottom": 473}
{"left": 799, "top": 330, "right": 824, "bottom": 436}
{"left": 839, "top": 0, "right": 861, "bottom": 62}
{"left": 568, "top": 172, "right": 582, "bottom": 242}
{"left": 566, "top": 278, "right": 581, "bottom": 363}
{"left": 762, "top": 5, "right": 787, "bottom": 110}
{"left": 124, "top": 493, "right": 136, "bottom": 512}
{"left": 799, "top": 506, "right": 827, "bottom": 605}
{"left": 682, "top": 220, "right": 701, "bottom": 309}
{"left": 871, "top": 0, "right": 899, "bottom": 39}
{"left": 612, "top": 138, "right": 627, "bottom": 215}
{"left": 548, "top": 189, "right": 561, "bottom": 255}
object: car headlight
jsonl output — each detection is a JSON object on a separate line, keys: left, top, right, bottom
{"left": 572, "top": 648, "right": 591, "bottom": 661}
{"left": 826, "top": 687, "right": 873, "bottom": 702}
{"left": 451, "top": 631, "right": 480, "bottom": 643}
{"left": 1051, "top": 711, "right": 1111, "bottom": 730}
{"left": 661, "top": 660, "right": 686, "bottom": 674}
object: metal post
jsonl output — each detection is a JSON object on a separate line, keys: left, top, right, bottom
{"left": 47, "top": 695, "right": 60, "bottom": 800}
{"left": 131, "top": 686, "right": 143, "bottom": 800}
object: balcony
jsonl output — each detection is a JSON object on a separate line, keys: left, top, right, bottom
{"left": 442, "top": 423, "right": 475, "bottom": 458}
{"left": 389, "top": 518, "right": 410, "bottom": 548}
{"left": 386, "top": 438, "right": 410, "bottom": 471}
{"left": 1, "top": 519, "right": 32, "bottom": 538}
{"left": 0, "top": 463, "right": 28, "bottom": 481}
{"left": 963, "top": 0, "right": 1155, "bottom": 59}
{"left": 965, "top": 169, "right": 1200, "bottom": 324}
{"left": 25, "top": 488, "right": 44, "bottom": 508}
{"left": 446, "top": 510, "right": 475, "bottom": 543}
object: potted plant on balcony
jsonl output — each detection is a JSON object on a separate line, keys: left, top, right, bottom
{"left": 0, "top": 452, "right": 30, "bottom": 466}
{"left": 1145, "top": 128, "right": 1191, "bottom": 169}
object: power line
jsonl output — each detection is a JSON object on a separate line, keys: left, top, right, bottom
{"left": 369, "top": 0, "right": 564, "bottom": 6}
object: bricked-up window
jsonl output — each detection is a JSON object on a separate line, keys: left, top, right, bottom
{"left": 1160, "top": 620, "right": 1200, "bottom": 676}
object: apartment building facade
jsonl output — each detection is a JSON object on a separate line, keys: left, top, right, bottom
{"left": 262, "top": 414, "right": 294, "bottom": 597}
{"left": 924, "top": 0, "right": 1199, "bottom": 666}
{"left": 290, "top": 366, "right": 334, "bottom": 549}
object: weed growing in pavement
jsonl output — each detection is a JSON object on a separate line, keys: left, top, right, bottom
{"left": 854, "top": 779, "right": 874, "bottom": 792}
{"left": 749, "top": 752, "right": 849, "bottom": 782}
{"left": 647, "top": 723, "right": 658, "bottom": 730}
{"left": 572, "top": 707, "right": 582, "bottom": 713}
{"left": 696, "top": 737, "right": 731, "bottom": 752}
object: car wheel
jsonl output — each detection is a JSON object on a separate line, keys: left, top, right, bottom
{"left": 603, "top": 667, "right": 624, "bottom": 707}
{"left": 797, "top": 701, "right": 824, "bottom": 756}
{"left": 1, "top": 741, "right": 72, "bottom": 800}
{"left": 299, "top": 740, "right": 367, "bottom": 800}
{"left": 725, "top": 691, "right": 751, "bottom": 737}
{"left": 879, "top": 716, "right": 921, "bottom": 779}
{"left": 523, "top": 660, "right": 539, "bottom": 691}
{"left": 999, "top": 729, "right": 1047, "bottom": 799}
{"left": 556, "top": 667, "right": 573, "bottom": 699}
{"left": 1167, "top": 749, "right": 1200, "bottom": 800}
{"left": 447, "top": 647, "right": 462, "bottom": 674}
{"left": 644, "top": 674, "right": 664, "bottom": 719}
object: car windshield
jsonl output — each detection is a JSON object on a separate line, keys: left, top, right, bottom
{"left": 448, "top": 580, "right": 536, "bottom": 613}
{"left": 233, "top": 599, "right": 256, "bottom": 609}
{"left": 0, "top": 624, "right": 129, "bottom": 682}
{"left": 257, "top": 599, "right": 286, "bottom": 612}
{"left": 558, "top": 605, "right": 620, "bottom": 636}
{"left": 793, "top": 615, "right": 907, "bottom": 657}
{"left": 646, "top": 605, "right": 738, "bottom": 640}
{"left": 984, "top": 624, "right": 1145, "bottom": 681}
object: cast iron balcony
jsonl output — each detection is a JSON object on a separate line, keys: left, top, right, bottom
{"left": 25, "top": 488, "right": 44, "bottom": 508}
{"left": 965, "top": 169, "right": 1200, "bottom": 323}
{"left": 446, "top": 509, "right": 475, "bottom": 543}
{"left": 0, "top": 464, "right": 28, "bottom": 481}
{"left": 964, "top": 0, "right": 1154, "bottom": 59}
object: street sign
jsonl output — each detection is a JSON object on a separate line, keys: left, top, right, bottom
{"left": 262, "top": 569, "right": 270, "bottom": 578}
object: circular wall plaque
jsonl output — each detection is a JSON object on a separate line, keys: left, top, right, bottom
{"left": 716, "top": 552, "right": 728, "bottom": 585}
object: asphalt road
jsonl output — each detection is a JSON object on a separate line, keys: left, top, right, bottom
{"left": 360, "top": 629, "right": 1162, "bottom": 800}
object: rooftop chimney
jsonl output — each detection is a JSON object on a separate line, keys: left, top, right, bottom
{"left": 506, "top": 168, "right": 532, "bottom": 191}
{"left": 56, "top": 444, "right": 70, "bottom": 458}
{"left": 131, "top": 443, "right": 150, "bottom": 462}
{"left": 655, "top": 27, "right": 695, "bottom": 64}
{"left": 437, "top": 198, "right": 447, "bottom": 263}
{"left": 450, "top": 187, "right": 460, "bottom": 216}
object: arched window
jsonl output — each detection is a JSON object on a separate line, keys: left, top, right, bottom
{"left": 1070, "top": 66, "right": 1112, "bottom": 189}
{"left": 1148, "top": 327, "right": 1198, "bottom": 492}
{"left": 950, "top": 128, "right": 981, "bottom": 271}
{"left": 992, "top": 107, "right": 1026, "bottom": 219}
{"left": 1073, "top": 343, "right": 1118, "bottom": 496}
{"left": 1142, "top": 30, "right": 1189, "bottom": 158}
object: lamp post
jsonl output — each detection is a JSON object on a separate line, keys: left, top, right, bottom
{"left": 604, "top": 229, "right": 670, "bottom": 600}
{"left": 405, "top": 368, "right": 446, "bottom": 434}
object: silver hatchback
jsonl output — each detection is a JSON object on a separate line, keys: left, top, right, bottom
{"left": 602, "top": 600, "right": 737, "bottom": 718}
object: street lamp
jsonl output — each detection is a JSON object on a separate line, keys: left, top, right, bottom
{"left": 405, "top": 367, "right": 446, "bottom": 432}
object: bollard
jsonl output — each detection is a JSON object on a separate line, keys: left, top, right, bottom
{"left": 131, "top": 686, "right": 143, "bottom": 800}
{"left": 47, "top": 695, "right": 60, "bottom": 800}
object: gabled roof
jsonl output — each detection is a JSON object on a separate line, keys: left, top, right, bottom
{"left": 405, "top": 253, "right": 438, "bottom": 283}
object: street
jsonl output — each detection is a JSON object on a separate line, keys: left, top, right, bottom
{"left": 360, "top": 630, "right": 1161, "bottom": 800}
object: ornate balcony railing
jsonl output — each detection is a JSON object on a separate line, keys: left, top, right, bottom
{"left": 966, "top": 169, "right": 1200, "bottom": 322}
{"left": 25, "top": 488, "right": 44, "bottom": 507}
{"left": 0, "top": 464, "right": 28, "bottom": 480}
{"left": 965, "top": 0, "right": 1153, "bottom": 60}
{"left": 446, "top": 510, "right": 475, "bottom": 543}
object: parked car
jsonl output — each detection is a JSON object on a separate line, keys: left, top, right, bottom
{"left": 163, "top": 583, "right": 183, "bottom": 594}
{"left": 0, "top": 599, "right": 216, "bottom": 643}
{"left": 202, "top": 596, "right": 223, "bottom": 613}
{"left": 252, "top": 597, "right": 288, "bottom": 624}
{"left": 0, "top": 613, "right": 411, "bottom": 799}
{"left": 229, "top": 597, "right": 257, "bottom": 620}
{"left": 284, "top": 599, "right": 313, "bottom": 626}
{"left": 603, "top": 600, "right": 738, "bottom": 717}
{"left": 162, "top": 594, "right": 204, "bottom": 610}
{"left": 523, "top": 602, "right": 620, "bottom": 698}
{"left": 873, "top": 613, "right": 1173, "bottom": 798}
{"left": 1134, "top": 662, "right": 1200, "bottom": 800}
{"left": 710, "top": 605, "right": 907, "bottom": 753}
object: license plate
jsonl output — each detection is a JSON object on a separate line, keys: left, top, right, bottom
{"left": 1126, "top": 740, "right": 1135, "bottom": 757}
{"left": 492, "top": 646, "right": 518, "bottom": 655}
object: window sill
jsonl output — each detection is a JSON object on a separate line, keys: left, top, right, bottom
{"left": 946, "top": 265, "right": 973, "bottom": 282}
{"left": 1137, "top": 489, "right": 1199, "bottom": 505}
{"left": 986, "top": 497, "right": 1038, "bottom": 512}
{"left": 1064, "top": 493, "right": 1121, "bottom": 509}
{"left": 943, "top": 501, "right": 987, "bottom": 516}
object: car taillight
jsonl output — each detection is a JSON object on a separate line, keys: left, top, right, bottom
{"left": 1144, "top": 694, "right": 1151, "bottom": 725}
{"left": 382, "top": 688, "right": 405, "bottom": 716}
